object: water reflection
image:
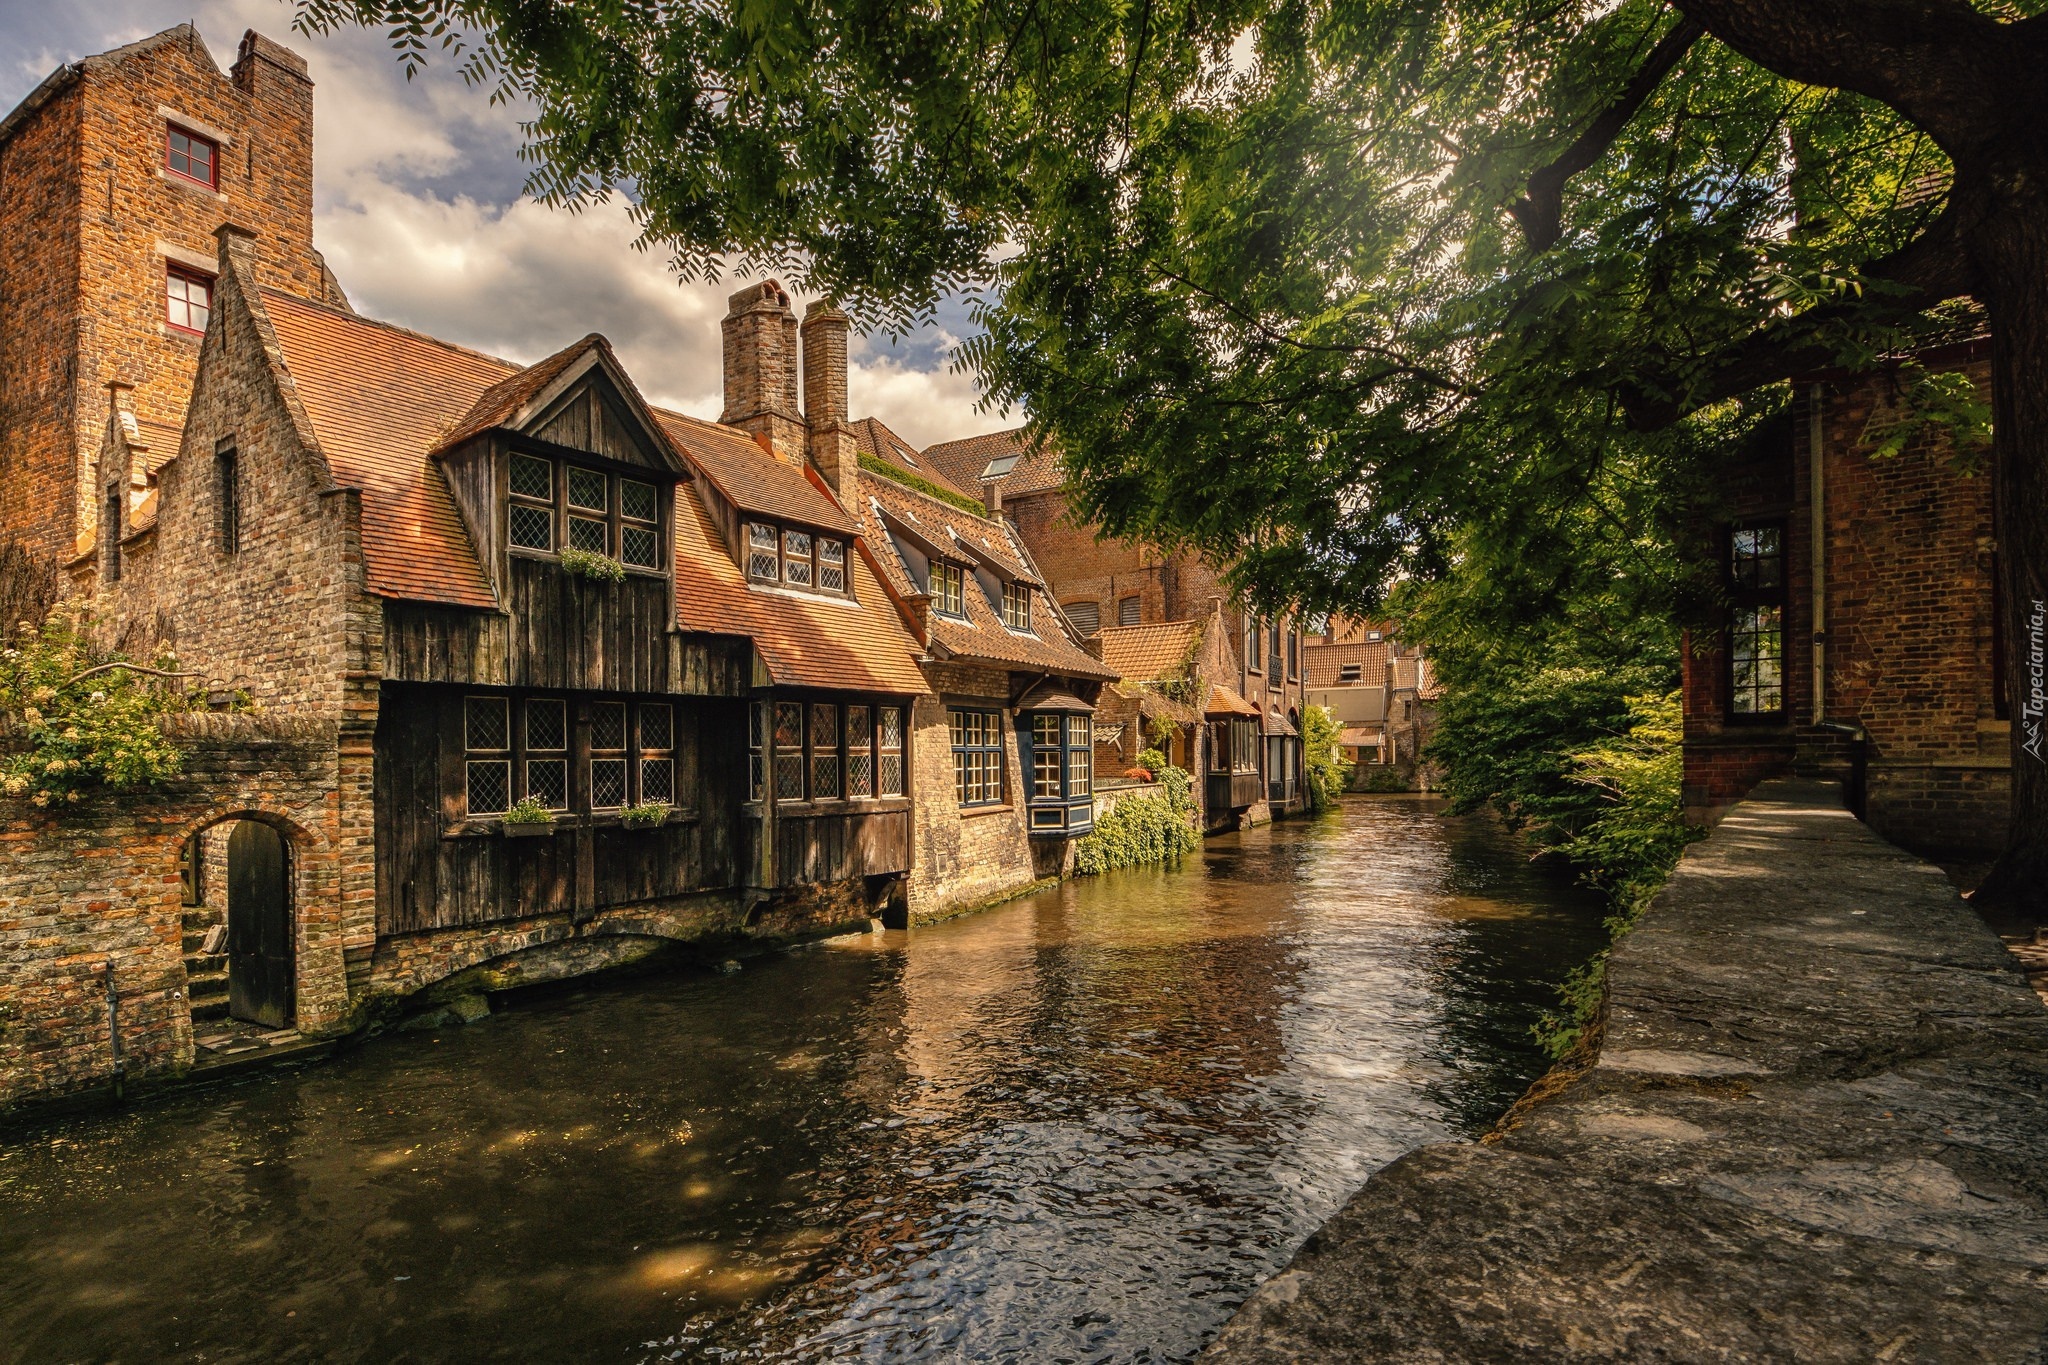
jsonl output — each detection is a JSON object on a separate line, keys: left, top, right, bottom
{"left": 0, "top": 799, "right": 1604, "bottom": 1363}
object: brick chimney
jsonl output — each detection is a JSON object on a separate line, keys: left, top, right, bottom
{"left": 801, "top": 300, "right": 855, "bottom": 501}
{"left": 722, "top": 280, "right": 806, "bottom": 466}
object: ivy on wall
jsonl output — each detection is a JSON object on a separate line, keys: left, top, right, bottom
{"left": 1074, "top": 765, "right": 1200, "bottom": 875}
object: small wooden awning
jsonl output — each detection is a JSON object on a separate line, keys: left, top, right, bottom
{"left": 1205, "top": 685, "right": 1260, "bottom": 718}
{"left": 1265, "top": 705, "right": 1300, "bottom": 738}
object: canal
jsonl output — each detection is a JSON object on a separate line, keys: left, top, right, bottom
{"left": 0, "top": 798, "right": 1607, "bottom": 1363}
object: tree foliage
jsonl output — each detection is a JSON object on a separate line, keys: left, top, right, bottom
{"left": 1299, "top": 702, "right": 1351, "bottom": 809}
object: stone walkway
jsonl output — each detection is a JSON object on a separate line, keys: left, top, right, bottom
{"left": 1203, "top": 780, "right": 2048, "bottom": 1362}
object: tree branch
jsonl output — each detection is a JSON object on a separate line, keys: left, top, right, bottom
{"left": 1510, "top": 17, "right": 1705, "bottom": 252}
{"left": 1622, "top": 196, "right": 1982, "bottom": 430}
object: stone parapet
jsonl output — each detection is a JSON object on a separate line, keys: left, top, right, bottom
{"left": 1204, "top": 780, "right": 2048, "bottom": 1361}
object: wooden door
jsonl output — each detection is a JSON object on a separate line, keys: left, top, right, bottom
{"left": 227, "top": 821, "right": 293, "bottom": 1029}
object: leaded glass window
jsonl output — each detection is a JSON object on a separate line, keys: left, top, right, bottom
{"left": 818, "top": 538, "right": 846, "bottom": 593}
{"left": 878, "top": 706, "right": 904, "bottom": 797}
{"left": 783, "top": 529, "right": 813, "bottom": 586}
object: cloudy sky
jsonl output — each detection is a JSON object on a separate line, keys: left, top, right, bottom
{"left": 0, "top": 0, "right": 1002, "bottom": 446}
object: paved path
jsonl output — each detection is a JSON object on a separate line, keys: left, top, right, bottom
{"left": 1204, "top": 780, "right": 2048, "bottom": 1362}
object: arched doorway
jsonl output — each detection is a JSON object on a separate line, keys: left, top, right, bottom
{"left": 226, "top": 821, "right": 294, "bottom": 1028}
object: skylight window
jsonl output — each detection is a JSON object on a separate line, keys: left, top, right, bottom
{"left": 981, "top": 454, "right": 1021, "bottom": 478}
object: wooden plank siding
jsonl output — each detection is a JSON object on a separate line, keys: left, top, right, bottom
{"left": 373, "top": 684, "right": 747, "bottom": 935}
{"left": 770, "top": 807, "right": 912, "bottom": 887}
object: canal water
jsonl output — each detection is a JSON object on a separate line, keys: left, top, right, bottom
{"left": 0, "top": 798, "right": 1607, "bottom": 1364}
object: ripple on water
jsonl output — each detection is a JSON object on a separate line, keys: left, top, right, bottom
{"left": 0, "top": 799, "right": 1605, "bottom": 1364}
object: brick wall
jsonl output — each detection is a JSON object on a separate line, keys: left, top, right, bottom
{"left": 0, "top": 25, "right": 329, "bottom": 566}
{"left": 1682, "top": 353, "right": 2009, "bottom": 853}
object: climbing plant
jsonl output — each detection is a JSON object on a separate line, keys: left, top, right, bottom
{"left": 1074, "top": 766, "right": 1200, "bottom": 875}
{"left": 0, "top": 602, "right": 206, "bottom": 808}
{"left": 1299, "top": 704, "right": 1351, "bottom": 810}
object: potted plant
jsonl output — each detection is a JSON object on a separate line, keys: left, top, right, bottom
{"left": 559, "top": 547, "right": 627, "bottom": 583}
{"left": 620, "top": 801, "right": 671, "bottom": 829}
{"left": 501, "top": 796, "right": 557, "bottom": 836}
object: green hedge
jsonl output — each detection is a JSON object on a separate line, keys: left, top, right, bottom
{"left": 1074, "top": 766, "right": 1200, "bottom": 875}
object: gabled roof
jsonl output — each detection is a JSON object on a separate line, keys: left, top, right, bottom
{"left": 656, "top": 410, "right": 857, "bottom": 536}
{"left": 1304, "top": 641, "right": 1389, "bottom": 689}
{"left": 848, "top": 417, "right": 972, "bottom": 497}
{"left": 1096, "top": 620, "right": 1202, "bottom": 684}
{"left": 261, "top": 290, "right": 507, "bottom": 608}
{"left": 671, "top": 479, "right": 927, "bottom": 695}
{"left": 857, "top": 469, "right": 1112, "bottom": 680}
{"left": 1205, "top": 684, "right": 1260, "bottom": 718}
{"left": 922, "top": 427, "right": 1064, "bottom": 498}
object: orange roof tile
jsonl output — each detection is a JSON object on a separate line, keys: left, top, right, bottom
{"left": 1095, "top": 620, "right": 1202, "bottom": 683}
{"left": 849, "top": 417, "right": 972, "bottom": 498}
{"left": 433, "top": 334, "right": 606, "bottom": 453}
{"left": 1304, "top": 641, "right": 1389, "bottom": 688}
{"left": 858, "top": 469, "right": 1113, "bottom": 680}
{"left": 922, "top": 427, "right": 1064, "bottom": 499}
{"left": 261, "top": 290, "right": 509, "bottom": 608}
{"left": 655, "top": 409, "right": 857, "bottom": 536}
{"left": 1205, "top": 684, "right": 1260, "bottom": 718}
{"left": 671, "top": 479, "right": 928, "bottom": 695}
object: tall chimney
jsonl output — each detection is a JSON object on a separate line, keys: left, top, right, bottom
{"left": 801, "top": 300, "right": 854, "bottom": 501}
{"left": 721, "top": 280, "right": 806, "bottom": 466}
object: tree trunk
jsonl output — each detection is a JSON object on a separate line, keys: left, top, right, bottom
{"left": 1968, "top": 176, "right": 2048, "bottom": 918}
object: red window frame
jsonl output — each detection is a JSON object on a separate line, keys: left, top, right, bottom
{"left": 166, "top": 265, "right": 214, "bottom": 335}
{"left": 165, "top": 125, "right": 218, "bottom": 189}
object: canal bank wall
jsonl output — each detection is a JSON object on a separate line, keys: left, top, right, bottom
{"left": 1204, "top": 779, "right": 2048, "bottom": 1361}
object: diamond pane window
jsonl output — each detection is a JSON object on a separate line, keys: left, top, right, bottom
{"left": 775, "top": 752, "right": 806, "bottom": 800}
{"left": 526, "top": 698, "right": 566, "bottom": 751}
{"left": 466, "top": 696, "right": 508, "bottom": 750}
{"left": 466, "top": 759, "right": 509, "bottom": 815}
{"left": 879, "top": 753, "right": 904, "bottom": 798}
{"left": 591, "top": 702, "right": 626, "bottom": 750}
{"left": 509, "top": 503, "right": 553, "bottom": 550}
{"left": 812, "top": 753, "right": 841, "bottom": 799}
{"left": 784, "top": 530, "right": 813, "bottom": 586}
{"left": 774, "top": 702, "right": 804, "bottom": 749}
{"left": 621, "top": 479, "right": 658, "bottom": 522}
{"left": 568, "top": 467, "right": 608, "bottom": 512}
{"left": 526, "top": 758, "right": 568, "bottom": 809}
{"left": 748, "top": 702, "right": 766, "bottom": 801}
{"left": 848, "top": 752, "right": 873, "bottom": 797}
{"left": 748, "top": 523, "right": 780, "bottom": 581}
{"left": 590, "top": 758, "right": 627, "bottom": 808}
{"left": 810, "top": 704, "right": 839, "bottom": 749}
{"left": 621, "top": 525, "right": 659, "bottom": 568}
{"left": 640, "top": 758, "right": 674, "bottom": 804}
{"left": 818, "top": 539, "right": 846, "bottom": 593}
{"left": 511, "top": 454, "right": 553, "bottom": 500}
{"left": 639, "top": 703, "right": 673, "bottom": 752}
{"left": 569, "top": 515, "right": 608, "bottom": 554}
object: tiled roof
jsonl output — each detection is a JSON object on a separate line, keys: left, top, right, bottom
{"left": 921, "top": 427, "right": 1064, "bottom": 498}
{"left": 433, "top": 334, "right": 604, "bottom": 453}
{"left": 1206, "top": 684, "right": 1260, "bottom": 718}
{"left": 1304, "top": 641, "right": 1389, "bottom": 689}
{"left": 1339, "top": 726, "right": 1381, "bottom": 748}
{"left": 1096, "top": 620, "right": 1202, "bottom": 683}
{"left": 845, "top": 416, "right": 979, "bottom": 498}
{"left": 261, "top": 290, "right": 506, "bottom": 608}
{"left": 857, "top": 469, "right": 1113, "bottom": 680}
{"left": 132, "top": 419, "right": 184, "bottom": 476}
{"left": 671, "top": 478, "right": 928, "bottom": 695}
{"left": 655, "top": 410, "right": 858, "bottom": 536}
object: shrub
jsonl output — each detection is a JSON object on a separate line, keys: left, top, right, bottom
{"left": 1074, "top": 765, "right": 1199, "bottom": 875}
{"left": 1121, "top": 767, "right": 1154, "bottom": 783}
{"left": 0, "top": 601, "right": 206, "bottom": 808}
{"left": 1136, "top": 746, "right": 1168, "bottom": 775}
{"left": 1299, "top": 704, "right": 1352, "bottom": 809}
{"left": 559, "top": 547, "right": 627, "bottom": 582}
{"left": 502, "top": 796, "right": 555, "bottom": 825}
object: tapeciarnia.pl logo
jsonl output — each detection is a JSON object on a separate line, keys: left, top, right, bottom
{"left": 2025, "top": 597, "right": 2047, "bottom": 765}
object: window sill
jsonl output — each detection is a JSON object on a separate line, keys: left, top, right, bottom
{"left": 156, "top": 165, "right": 226, "bottom": 202}
{"left": 160, "top": 323, "right": 204, "bottom": 343}
{"left": 772, "top": 797, "right": 911, "bottom": 816}
{"left": 443, "top": 809, "right": 700, "bottom": 839}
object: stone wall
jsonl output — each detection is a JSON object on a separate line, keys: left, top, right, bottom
{"left": 904, "top": 661, "right": 1043, "bottom": 921}
{"left": 0, "top": 713, "right": 349, "bottom": 1110}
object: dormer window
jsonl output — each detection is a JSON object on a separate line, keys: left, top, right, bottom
{"left": 507, "top": 450, "right": 664, "bottom": 569}
{"left": 744, "top": 520, "right": 849, "bottom": 597}
{"left": 1338, "top": 663, "right": 1363, "bottom": 683}
{"left": 1001, "top": 581, "right": 1032, "bottom": 632}
{"left": 931, "top": 561, "right": 967, "bottom": 618}
{"left": 166, "top": 125, "right": 218, "bottom": 189}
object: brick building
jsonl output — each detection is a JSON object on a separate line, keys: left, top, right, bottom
{"left": 922, "top": 429, "right": 1311, "bottom": 823}
{"left": 1304, "top": 619, "right": 1437, "bottom": 788}
{"left": 1680, "top": 338, "right": 2009, "bottom": 857}
{"left": 0, "top": 26, "right": 1110, "bottom": 1105}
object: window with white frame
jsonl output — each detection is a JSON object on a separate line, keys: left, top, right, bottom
{"left": 950, "top": 707, "right": 1004, "bottom": 806}
{"left": 1002, "top": 581, "right": 1032, "bottom": 631}
{"left": 931, "top": 561, "right": 967, "bottom": 618}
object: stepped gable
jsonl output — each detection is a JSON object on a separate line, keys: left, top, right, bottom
{"left": 860, "top": 468, "right": 1113, "bottom": 678}
{"left": 656, "top": 409, "right": 857, "bottom": 535}
{"left": 921, "top": 427, "right": 1063, "bottom": 498}
{"left": 1304, "top": 640, "right": 1389, "bottom": 688}
{"left": 260, "top": 290, "right": 508, "bottom": 608}
{"left": 669, "top": 472, "right": 927, "bottom": 696}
